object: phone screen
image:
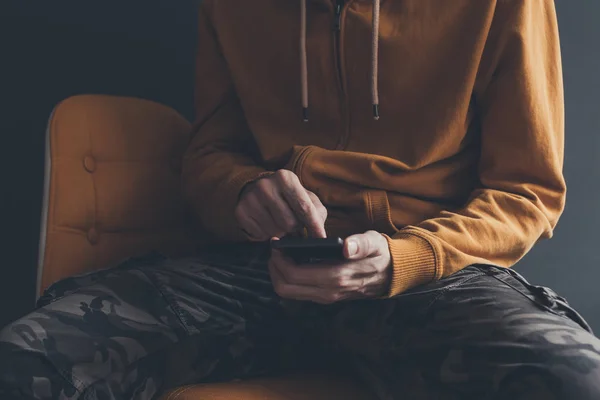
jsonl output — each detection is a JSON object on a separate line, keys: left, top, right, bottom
{"left": 271, "top": 237, "right": 345, "bottom": 263}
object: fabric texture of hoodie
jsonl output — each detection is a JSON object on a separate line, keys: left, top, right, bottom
{"left": 182, "top": 0, "right": 565, "bottom": 297}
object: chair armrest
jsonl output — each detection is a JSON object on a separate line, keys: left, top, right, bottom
{"left": 37, "top": 95, "right": 198, "bottom": 296}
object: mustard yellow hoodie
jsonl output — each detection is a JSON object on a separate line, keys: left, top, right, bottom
{"left": 182, "top": 0, "right": 565, "bottom": 297}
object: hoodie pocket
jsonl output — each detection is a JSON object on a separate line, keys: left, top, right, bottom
{"left": 362, "top": 190, "right": 399, "bottom": 236}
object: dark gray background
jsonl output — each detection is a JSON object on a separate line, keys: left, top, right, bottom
{"left": 1, "top": 0, "right": 598, "bottom": 330}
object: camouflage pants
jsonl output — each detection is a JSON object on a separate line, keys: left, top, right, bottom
{"left": 1, "top": 245, "right": 600, "bottom": 399}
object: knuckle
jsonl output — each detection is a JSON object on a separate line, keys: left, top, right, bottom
{"left": 256, "top": 187, "right": 275, "bottom": 204}
{"left": 332, "top": 275, "right": 348, "bottom": 288}
{"left": 254, "top": 178, "right": 270, "bottom": 192}
{"left": 285, "top": 269, "right": 299, "bottom": 283}
{"left": 275, "top": 169, "right": 292, "bottom": 182}
{"left": 323, "top": 293, "right": 340, "bottom": 304}
{"left": 360, "top": 277, "right": 369, "bottom": 289}
{"left": 368, "top": 230, "right": 383, "bottom": 242}
{"left": 234, "top": 205, "right": 244, "bottom": 219}
{"left": 297, "top": 200, "right": 312, "bottom": 215}
{"left": 363, "top": 231, "right": 379, "bottom": 250}
{"left": 273, "top": 284, "right": 287, "bottom": 298}
{"left": 320, "top": 206, "right": 328, "bottom": 219}
{"left": 285, "top": 171, "right": 302, "bottom": 187}
{"left": 307, "top": 191, "right": 319, "bottom": 202}
{"left": 234, "top": 207, "right": 251, "bottom": 225}
{"left": 283, "top": 217, "right": 298, "bottom": 232}
{"left": 242, "top": 191, "right": 259, "bottom": 206}
{"left": 365, "top": 230, "right": 377, "bottom": 240}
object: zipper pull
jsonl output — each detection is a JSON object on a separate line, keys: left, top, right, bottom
{"left": 334, "top": 1, "right": 343, "bottom": 32}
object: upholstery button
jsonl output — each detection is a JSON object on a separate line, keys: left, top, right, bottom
{"left": 83, "top": 156, "right": 96, "bottom": 173}
{"left": 87, "top": 228, "right": 99, "bottom": 245}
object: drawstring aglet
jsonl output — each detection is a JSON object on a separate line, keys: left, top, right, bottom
{"left": 303, "top": 107, "right": 309, "bottom": 122}
{"left": 373, "top": 104, "right": 380, "bottom": 120}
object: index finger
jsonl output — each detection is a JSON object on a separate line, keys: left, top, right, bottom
{"left": 279, "top": 180, "right": 326, "bottom": 238}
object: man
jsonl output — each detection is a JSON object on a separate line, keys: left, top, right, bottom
{"left": 2, "top": 0, "right": 600, "bottom": 399}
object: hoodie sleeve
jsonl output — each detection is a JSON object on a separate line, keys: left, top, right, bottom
{"left": 384, "top": 0, "right": 566, "bottom": 296}
{"left": 182, "top": 3, "right": 272, "bottom": 242}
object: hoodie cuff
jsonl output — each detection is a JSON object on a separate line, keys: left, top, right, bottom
{"left": 382, "top": 232, "right": 438, "bottom": 297}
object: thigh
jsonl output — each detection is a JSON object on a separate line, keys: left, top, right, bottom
{"left": 332, "top": 265, "right": 600, "bottom": 400}
{"left": 0, "top": 247, "right": 296, "bottom": 399}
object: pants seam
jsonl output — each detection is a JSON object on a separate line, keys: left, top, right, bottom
{"left": 11, "top": 348, "right": 83, "bottom": 398}
{"left": 423, "top": 271, "right": 487, "bottom": 313}
{"left": 134, "top": 267, "right": 195, "bottom": 336}
{"left": 486, "top": 273, "right": 571, "bottom": 321}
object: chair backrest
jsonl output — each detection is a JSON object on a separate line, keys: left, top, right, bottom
{"left": 37, "top": 95, "right": 198, "bottom": 297}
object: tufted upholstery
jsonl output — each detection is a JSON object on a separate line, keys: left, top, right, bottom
{"left": 37, "top": 95, "right": 198, "bottom": 295}
{"left": 38, "top": 95, "right": 374, "bottom": 400}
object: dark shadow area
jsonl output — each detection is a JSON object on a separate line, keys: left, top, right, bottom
{"left": 0, "top": 0, "right": 199, "bottom": 326}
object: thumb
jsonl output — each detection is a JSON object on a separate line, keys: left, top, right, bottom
{"left": 344, "top": 231, "right": 386, "bottom": 260}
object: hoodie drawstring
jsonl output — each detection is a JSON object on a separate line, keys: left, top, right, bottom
{"left": 300, "top": 0, "right": 381, "bottom": 122}
{"left": 300, "top": 0, "right": 309, "bottom": 122}
{"left": 371, "top": 0, "right": 380, "bottom": 120}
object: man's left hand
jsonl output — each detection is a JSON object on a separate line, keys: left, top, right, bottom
{"left": 269, "top": 231, "right": 392, "bottom": 304}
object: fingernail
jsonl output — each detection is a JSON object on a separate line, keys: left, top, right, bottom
{"left": 347, "top": 240, "right": 358, "bottom": 257}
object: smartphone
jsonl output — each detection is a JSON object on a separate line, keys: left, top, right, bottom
{"left": 271, "top": 237, "right": 345, "bottom": 264}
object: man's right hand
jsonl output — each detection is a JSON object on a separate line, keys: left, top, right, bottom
{"left": 235, "top": 170, "right": 327, "bottom": 241}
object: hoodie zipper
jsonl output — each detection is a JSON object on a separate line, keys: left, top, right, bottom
{"left": 334, "top": 0, "right": 344, "bottom": 32}
{"left": 333, "top": 0, "right": 345, "bottom": 95}
{"left": 333, "top": 0, "right": 348, "bottom": 149}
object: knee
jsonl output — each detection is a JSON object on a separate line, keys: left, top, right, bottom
{"left": 557, "top": 364, "right": 600, "bottom": 400}
{"left": 496, "top": 359, "right": 600, "bottom": 400}
{"left": 0, "top": 321, "right": 29, "bottom": 371}
{"left": 0, "top": 323, "right": 38, "bottom": 395}
{"left": 547, "top": 332, "right": 600, "bottom": 400}
{"left": 0, "top": 321, "right": 72, "bottom": 399}
{"left": 0, "top": 319, "right": 46, "bottom": 363}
